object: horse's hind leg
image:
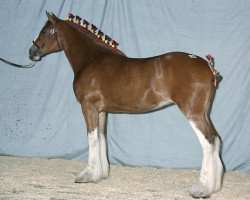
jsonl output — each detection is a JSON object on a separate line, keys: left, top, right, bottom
{"left": 173, "top": 78, "right": 223, "bottom": 198}
{"left": 188, "top": 115, "right": 223, "bottom": 198}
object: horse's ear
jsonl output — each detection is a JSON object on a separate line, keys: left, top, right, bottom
{"left": 46, "top": 11, "right": 58, "bottom": 24}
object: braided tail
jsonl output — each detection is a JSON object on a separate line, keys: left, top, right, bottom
{"left": 206, "top": 54, "right": 221, "bottom": 88}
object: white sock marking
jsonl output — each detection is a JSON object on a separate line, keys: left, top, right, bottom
{"left": 99, "top": 132, "right": 109, "bottom": 177}
{"left": 189, "top": 121, "right": 223, "bottom": 194}
{"left": 88, "top": 128, "right": 102, "bottom": 179}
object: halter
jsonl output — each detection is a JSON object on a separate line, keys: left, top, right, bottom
{"left": 31, "top": 26, "right": 62, "bottom": 54}
{"left": 32, "top": 40, "right": 43, "bottom": 49}
{"left": 47, "top": 27, "right": 62, "bottom": 50}
{"left": 30, "top": 40, "right": 45, "bottom": 60}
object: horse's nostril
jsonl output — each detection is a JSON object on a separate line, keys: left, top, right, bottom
{"left": 29, "top": 48, "right": 36, "bottom": 60}
{"left": 29, "top": 48, "right": 34, "bottom": 55}
{"left": 29, "top": 52, "right": 33, "bottom": 59}
{"left": 29, "top": 51, "right": 33, "bottom": 58}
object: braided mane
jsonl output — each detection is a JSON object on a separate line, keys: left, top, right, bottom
{"left": 67, "top": 13, "right": 120, "bottom": 53}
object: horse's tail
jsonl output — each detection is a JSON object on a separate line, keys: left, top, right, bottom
{"left": 206, "top": 54, "right": 222, "bottom": 88}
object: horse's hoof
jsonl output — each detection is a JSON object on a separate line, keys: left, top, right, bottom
{"left": 189, "top": 181, "right": 211, "bottom": 199}
{"left": 75, "top": 174, "right": 93, "bottom": 183}
{"left": 101, "top": 173, "right": 109, "bottom": 180}
{"left": 75, "top": 168, "right": 101, "bottom": 183}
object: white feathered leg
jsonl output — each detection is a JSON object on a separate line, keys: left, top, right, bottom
{"left": 75, "top": 128, "right": 102, "bottom": 183}
{"left": 189, "top": 121, "right": 223, "bottom": 198}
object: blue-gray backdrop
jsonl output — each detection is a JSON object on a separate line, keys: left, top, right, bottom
{"left": 0, "top": 0, "right": 249, "bottom": 172}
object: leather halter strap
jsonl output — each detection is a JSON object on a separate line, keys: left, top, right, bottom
{"left": 53, "top": 28, "right": 62, "bottom": 50}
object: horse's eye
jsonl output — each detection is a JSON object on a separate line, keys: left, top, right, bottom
{"left": 40, "top": 30, "right": 46, "bottom": 34}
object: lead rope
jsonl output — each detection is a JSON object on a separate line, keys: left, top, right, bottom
{"left": 0, "top": 57, "right": 36, "bottom": 68}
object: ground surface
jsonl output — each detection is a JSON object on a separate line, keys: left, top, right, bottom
{"left": 0, "top": 156, "right": 249, "bottom": 200}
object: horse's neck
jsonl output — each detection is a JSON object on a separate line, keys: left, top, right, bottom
{"left": 59, "top": 22, "right": 99, "bottom": 74}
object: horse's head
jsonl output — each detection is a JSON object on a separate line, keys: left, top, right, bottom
{"left": 29, "top": 12, "right": 62, "bottom": 61}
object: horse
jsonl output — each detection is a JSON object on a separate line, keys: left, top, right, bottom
{"left": 29, "top": 12, "right": 223, "bottom": 198}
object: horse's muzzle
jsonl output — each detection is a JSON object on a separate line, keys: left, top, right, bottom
{"left": 29, "top": 47, "right": 41, "bottom": 61}
{"left": 29, "top": 41, "right": 45, "bottom": 61}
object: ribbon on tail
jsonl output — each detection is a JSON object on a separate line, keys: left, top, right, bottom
{"left": 206, "top": 54, "right": 220, "bottom": 87}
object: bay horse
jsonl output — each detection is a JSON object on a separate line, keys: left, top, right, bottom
{"left": 29, "top": 12, "right": 223, "bottom": 198}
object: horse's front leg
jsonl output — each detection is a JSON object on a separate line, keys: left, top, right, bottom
{"left": 98, "top": 112, "right": 109, "bottom": 179}
{"left": 75, "top": 103, "right": 102, "bottom": 183}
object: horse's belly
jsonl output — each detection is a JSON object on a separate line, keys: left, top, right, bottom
{"left": 153, "top": 99, "right": 173, "bottom": 110}
{"left": 104, "top": 93, "right": 173, "bottom": 113}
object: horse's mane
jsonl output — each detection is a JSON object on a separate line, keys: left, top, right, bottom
{"left": 63, "top": 14, "right": 124, "bottom": 55}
